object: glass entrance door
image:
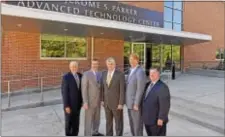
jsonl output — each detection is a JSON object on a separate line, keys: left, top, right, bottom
{"left": 131, "top": 43, "right": 146, "bottom": 68}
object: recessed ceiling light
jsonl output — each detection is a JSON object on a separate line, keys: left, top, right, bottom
{"left": 17, "top": 24, "right": 22, "bottom": 27}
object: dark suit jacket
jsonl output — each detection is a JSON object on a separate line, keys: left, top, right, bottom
{"left": 142, "top": 80, "right": 170, "bottom": 126}
{"left": 101, "top": 70, "right": 125, "bottom": 110}
{"left": 61, "top": 72, "right": 83, "bottom": 113}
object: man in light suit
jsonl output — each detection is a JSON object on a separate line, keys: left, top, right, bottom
{"left": 126, "top": 53, "right": 147, "bottom": 136}
{"left": 101, "top": 57, "right": 125, "bottom": 136}
{"left": 82, "top": 59, "right": 104, "bottom": 136}
{"left": 61, "top": 61, "right": 83, "bottom": 136}
{"left": 142, "top": 67, "right": 170, "bottom": 136}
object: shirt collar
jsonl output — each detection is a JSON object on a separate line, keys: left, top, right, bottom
{"left": 131, "top": 65, "right": 139, "bottom": 70}
{"left": 109, "top": 69, "right": 115, "bottom": 75}
{"left": 151, "top": 79, "right": 159, "bottom": 85}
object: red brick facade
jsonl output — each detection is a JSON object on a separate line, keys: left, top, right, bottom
{"left": 182, "top": 2, "right": 225, "bottom": 68}
{"left": 1, "top": 2, "right": 224, "bottom": 92}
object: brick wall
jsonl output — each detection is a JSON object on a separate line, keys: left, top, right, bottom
{"left": 183, "top": 2, "right": 225, "bottom": 69}
{"left": 1, "top": 30, "right": 124, "bottom": 92}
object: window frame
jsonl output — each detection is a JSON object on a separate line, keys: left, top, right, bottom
{"left": 164, "top": 7, "right": 173, "bottom": 22}
{"left": 164, "top": 1, "right": 183, "bottom": 31}
{"left": 215, "top": 48, "right": 225, "bottom": 61}
{"left": 40, "top": 34, "right": 88, "bottom": 60}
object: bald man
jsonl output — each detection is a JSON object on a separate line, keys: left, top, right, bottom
{"left": 61, "top": 61, "right": 83, "bottom": 136}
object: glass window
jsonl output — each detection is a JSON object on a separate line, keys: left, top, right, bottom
{"left": 164, "top": 21, "right": 173, "bottom": 29}
{"left": 41, "top": 34, "right": 87, "bottom": 59}
{"left": 173, "top": 23, "right": 182, "bottom": 31}
{"left": 41, "top": 34, "right": 65, "bottom": 58}
{"left": 172, "top": 45, "right": 181, "bottom": 70}
{"left": 173, "top": 1, "right": 182, "bottom": 10}
{"left": 164, "top": 1, "right": 173, "bottom": 8}
{"left": 66, "top": 36, "right": 87, "bottom": 58}
{"left": 162, "top": 45, "right": 172, "bottom": 70}
{"left": 173, "top": 10, "right": 182, "bottom": 23}
{"left": 164, "top": 7, "right": 173, "bottom": 22}
{"left": 152, "top": 44, "right": 161, "bottom": 67}
{"left": 216, "top": 48, "right": 224, "bottom": 60}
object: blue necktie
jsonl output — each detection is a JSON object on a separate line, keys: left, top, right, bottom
{"left": 96, "top": 72, "right": 100, "bottom": 83}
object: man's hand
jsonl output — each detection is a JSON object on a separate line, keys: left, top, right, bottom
{"left": 101, "top": 101, "right": 104, "bottom": 106}
{"left": 157, "top": 119, "right": 163, "bottom": 126}
{"left": 133, "top": 104, "right": 139, "bottom": 111}
{"left": 65, "top": 107, "right": 71, "bottom": 114}
{"left": 117, "top": 105, "right": 123, "bottom": 110}
{"left": 83, "top": 103, "right": 88, "bottom": 110}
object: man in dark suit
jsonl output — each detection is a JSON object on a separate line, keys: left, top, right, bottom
{"left": 101, "top": 57, "right": 125, "bottom": 136}
{"left": 142, "top": 67, "right": 171, "bottom": 136}
{"left": 61, "top": 61, "right": 83, "bottom": 136}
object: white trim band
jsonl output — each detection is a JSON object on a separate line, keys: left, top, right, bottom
{"left": 1, "top": 3, "right": 212, "bottom": 41}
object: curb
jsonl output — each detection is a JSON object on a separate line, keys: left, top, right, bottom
{"left": 1, "top": 86, "right": 60, "bottom": 98}
{"left": 2, "top": 99, "right": 62, "bottom": 112}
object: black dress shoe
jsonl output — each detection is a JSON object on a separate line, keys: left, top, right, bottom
{"left": 92, "top": 133, "right": 104, "bottom": 136}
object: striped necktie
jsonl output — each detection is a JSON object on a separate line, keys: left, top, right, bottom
{"left": 106, "top": 72, "right": 112, "bottom": 86}
{"left": 74, "top": 74, "right": 80, "bottom": 88}
{"left": 145, "top": 83, "right": 154, "bottom": 98}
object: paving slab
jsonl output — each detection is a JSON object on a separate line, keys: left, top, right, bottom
{"left": 2, "top": 104, "right": 223, "bottom": 136}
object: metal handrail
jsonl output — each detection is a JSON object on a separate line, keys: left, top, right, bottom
{"left": 2, "top": 65, "right": 172, "bottom": 108}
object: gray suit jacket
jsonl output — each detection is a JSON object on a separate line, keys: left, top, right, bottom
{"left": 101, "top": 70, "right": 125, "bottom": 110}
{"left": 82, "top": 70, "right": 102, "bottom": 108}
{"left": 126, "top": 65, "right": 147, "bottom": 109}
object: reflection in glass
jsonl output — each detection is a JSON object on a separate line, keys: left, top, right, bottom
{"left": 41, "top": 34, "right": 65, "bottom": 58}
{"left": 164, "top": 21, "right": 173, "bottom": 29}
{"left": 66, "top": 37, "right": 87, "bottom": 58}
{"left": 124, "top": 42, "right": 132, "bottom": 69}
{"left": 41, "top": 34, "right": 87, "bottom": 59}
{"left": 165, "top": 1, "right": 173, "bottom": 8}
{"left": 173, "top": 1, "right": 182, "bottom": 10}
{"left": 172, "top": 45, "right": 181, "bottom": 70}
{"left": 132, "top": 43, "right": 145, "bottom": 67}
{"left": 152, "top": 44, "right": 161, "bottom": 67}
{"left": 164, "top": 7, "right": 173, "bottom": 22}
{"left": 161, "top": 44, "right": 181, "bottom": 71}
{"left": 173, "top": 23, "right": 182, "bottom": 31}
{"left": 173, "top": 10, "right": 182, "bottom": 23}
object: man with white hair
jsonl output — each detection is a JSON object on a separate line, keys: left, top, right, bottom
{"left": 61, "top": 61, "right": 83, "bottom": 136}
{"left": 101, "top": 57, "right": 125, "bottom": 136}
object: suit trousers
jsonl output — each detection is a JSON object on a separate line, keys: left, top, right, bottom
{"left": 104, "top": 105, "right": 123, "bottom": 136}
{"left": 144, "top": 124, "right": 167, "bottom": 136}
{"left": 128, "top": 109, "right": 143, "bottom": 136}
{"left": 65, "top": 110, "right": 81, "bottom": 136}
{"left": 84, "top": 105, "right": 101, "bottom": 136}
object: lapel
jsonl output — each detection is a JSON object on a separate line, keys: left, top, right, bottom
{"left": 69, "top": 72, "right": 79, "bottom": 90}
{"left": 144, "top": 80, "right": 162, "bottom": 101}
{"left": 89, "top": 70, "right": 100, "bottom": 86}
{"left": 128, "top": 65, "right": 140, "bottom": 82}
{"left": 89, "top": 70, "right": 97, "bottom": 83}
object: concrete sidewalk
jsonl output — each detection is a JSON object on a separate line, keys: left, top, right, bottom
{"left": 1, "top": 104, "right": 223, "bottom": 136}
{"left": 1, "top": 74, "right": 224, "bottom": 135}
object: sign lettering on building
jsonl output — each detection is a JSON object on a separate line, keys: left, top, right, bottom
{"left": 5, "top": 1, "right": 163, "bottom": 28}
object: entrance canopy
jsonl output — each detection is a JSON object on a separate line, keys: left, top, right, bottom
{"left": 1, "top": 3, "right": 212, "bottom": 45}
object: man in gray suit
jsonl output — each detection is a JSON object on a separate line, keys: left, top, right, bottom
{"left": 101, "top": 57, "right": 125, "bottom": 136}
{"left": 82, "top": 59, "right": 104, "bottom": 136}
{"left": 126, "top": 53, "right": 147, "bottom": 136}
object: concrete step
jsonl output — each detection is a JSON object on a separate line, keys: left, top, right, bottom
{"left": 171, "top": 96, "right": 225, "bottom": 135}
